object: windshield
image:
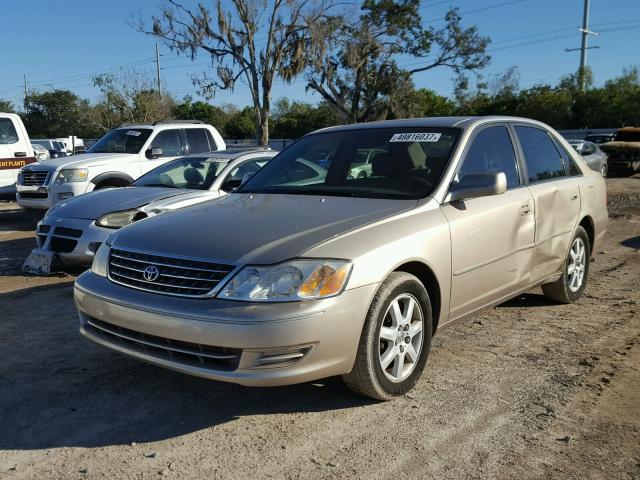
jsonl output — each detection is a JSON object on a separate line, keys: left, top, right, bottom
{"left": 87, "top": 128, "right": 152, "bottom": 154}
{"left": 615, "top": 131, "right": 640, "bottom": 142}
{"left": 238, "top": 127, "right": 460, "bottom": 199}
{"left": 133, "top": 156, "right": 228, "bottom": 190}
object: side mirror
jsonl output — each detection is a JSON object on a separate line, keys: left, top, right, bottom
{"left": 448, "top": 172, "right": 507, "bottom": 202}
{"left": 146, "top": 147, "right": 163, "bottom": 159}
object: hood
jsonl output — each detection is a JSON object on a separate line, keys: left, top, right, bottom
{"left": 142, "top": 190, "right": 220, "bottom": 212}
{"left": 23, "top": 152, "right": 132, "bottom": 171}
{"left": 112, "top": 193, "right": 417, "bottom": 265}
{"left": 600, "top": 141, "right": 640, "bottom": 152}
{"left": 46, "top": 187, "right": 189, "bottom": 220}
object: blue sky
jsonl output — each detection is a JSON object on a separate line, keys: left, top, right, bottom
{"left": 0, "top": 0, "right": 638, "bottom": 109}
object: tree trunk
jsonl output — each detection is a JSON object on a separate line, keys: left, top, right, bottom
{"left": 259, "top": 115, "right": 269, "bottom": 146}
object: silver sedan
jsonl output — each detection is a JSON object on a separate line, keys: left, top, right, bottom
{"left": 30, "top": 148, "right": 277, "bottom": 269}
{"left": 568, "top": 140, "right": 608, "bottom": 177}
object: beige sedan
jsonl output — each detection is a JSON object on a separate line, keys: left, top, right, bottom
{"left": 74, "top": 116, "right": 607, "bottom": 400}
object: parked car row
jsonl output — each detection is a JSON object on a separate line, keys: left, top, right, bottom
{"left": 567, "top": 140, "right": 608, "bottom": 177}
{"left": 15, "top": 115, "right": 605, "bottom": 400}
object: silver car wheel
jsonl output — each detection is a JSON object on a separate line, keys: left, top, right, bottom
{"left": 567, "top": 237, "right": 586, "bottom": 292}
{"left": 378, "top": 293, "right": 424, "bottom": 383}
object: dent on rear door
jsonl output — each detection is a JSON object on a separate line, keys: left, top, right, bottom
{"left": 528, "top": 178, "right": 581, "bottom": 283}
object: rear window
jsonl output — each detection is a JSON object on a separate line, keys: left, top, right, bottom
{"left": 0, "top": 118, "right": 19, "bottom": 145}
{"left": 515, "top": 126, "right": 567, "bottom": 183}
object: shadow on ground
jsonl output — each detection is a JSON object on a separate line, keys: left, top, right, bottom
{"left": 497, "top": 292, "right": 557, "bottom": 308}
{"left": 621, "top": 235, "right": 640, "bottom": 249}
{"left": 0, "top": 283, "right": 372, "bottom": 451}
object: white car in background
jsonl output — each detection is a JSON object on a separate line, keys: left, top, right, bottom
{"left": 568, "top": 140, "right": 608, "bottom": 177}
{"left": 31, "top": 143, "right": 51, "bottom": 162}
{"left": 17, "top": 120, "right": 225, "bottom": 210}
{"left": 0, "top": 113, "right": 36, "bottom": 195}
{"left": 29, "top": 148, "right": 277, "bottom": 269}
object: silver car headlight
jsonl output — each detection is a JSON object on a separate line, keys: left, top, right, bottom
{"left": 96, "top": 209, "right": 147, "bottom": 229}
{"left": 91, "top": 242, "right": 111, "bottom": 277}
{"left": 219, "top": 259, "right": 352, "bottom": 302}
{"left": 56, "top": 168, "right": 88, "bottom": 184}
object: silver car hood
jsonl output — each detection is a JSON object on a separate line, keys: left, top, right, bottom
{"left": 111, "top": 193, "right": 418, "bottom": 264}
{"left": 47, "top": 187, "right": 192, "bottom": 220}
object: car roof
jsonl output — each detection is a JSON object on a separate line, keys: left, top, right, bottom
{"left": 180, "top": 148, "right": 277, "bottom": 162}
{"left": 310, "top": 116, "right": 550, "bottom": 135}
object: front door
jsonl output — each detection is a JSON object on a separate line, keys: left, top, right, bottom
{"left": 441, "top": 125, "right": 535, "bottom": 320}
{"left": 141, "top": 128, "right": 185, "bottom": 175}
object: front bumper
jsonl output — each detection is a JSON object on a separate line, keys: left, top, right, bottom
{"left": 37, "top": 216, "right": 111, "bottom": 266}
{"left": 17, "top": 181, "right": 89, "bottom": 210}
{"left": 74, "top": 272, "right": 378, "bottom": 386}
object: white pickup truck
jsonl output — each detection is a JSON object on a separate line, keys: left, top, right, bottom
{"left": 16, "top": 120, "right": 225, "bottom": 210}
{"left": 0, "top": 113, "right": 36, "bottom": 195}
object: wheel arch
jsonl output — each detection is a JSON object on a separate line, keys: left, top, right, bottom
{"left": 91, "top": 172, "right": 134, "bottom": 188}
{"left": 393, "top": 261, "right": 442, "bottom": 333}
{"left": 578, "top": 215, "right": 595, "bottom": 256}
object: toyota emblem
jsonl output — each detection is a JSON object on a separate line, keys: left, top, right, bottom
{"left": 142, "top": 265, "right": 160, "bottom": 282}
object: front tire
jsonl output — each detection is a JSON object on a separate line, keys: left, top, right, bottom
{"left": 343, "top": 272, "right": 432, "bottom": 400}
{"left": 542, "top": 226, "right": 590, "bottom": 303}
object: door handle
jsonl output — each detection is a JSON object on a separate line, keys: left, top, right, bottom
{"left": 14, "top": 152, "right": 26, "bottom": 157}
{"left": 570, "top": 193, "right": 578, "bottom": 200}
{"left": 519, "top": 202, "right": 530, "bottom": 216}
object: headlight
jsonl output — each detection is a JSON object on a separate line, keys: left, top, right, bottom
{"left": 56, "top": 168, "right": 88, "bottom": 184}
{"left": 219, "top": 259, "right": 352, "bottom": 302}
{"left": 96, "top": 209, "right": 146, "bottom": 229}
{"left": 91, "top": 242, "right": 110, "bottom": 277}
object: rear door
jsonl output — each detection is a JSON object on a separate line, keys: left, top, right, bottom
{"left": 512, "top": 125, "right": 581, "bottom": 283}
{"left": 441, "top": 124, "right": 535, "bottom": 319}
{"left": 0, "top": 115, "right": 35, "bottom": 190}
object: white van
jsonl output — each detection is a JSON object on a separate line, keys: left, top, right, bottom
{"left": 0, "top": 113, "right": 35, "bottom": 195}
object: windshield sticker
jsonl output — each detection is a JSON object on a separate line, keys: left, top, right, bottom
{"left": 389, "top": 132, "right": 442, "bottom": 143}
{"left": 126, "top": 130, "right": 142, "bottom": 136}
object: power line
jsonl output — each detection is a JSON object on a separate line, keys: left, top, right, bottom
{"left": 423, "top": 0, "right": 528, "bottom": 23}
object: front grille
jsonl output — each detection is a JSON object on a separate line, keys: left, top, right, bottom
{"left": 53, "top": 226, "right": 82, "bottom": 238}
{"left": 50, "top": 236, "right": 78, "bottom": 253}
{"left": 19, "top": 171, "right": 50, "bottom": 186}
{"left": 83, "top": 316, "right": 241, "bottom": 371}
{"left": 108, "top": 248, "right": 235, "bottom": 298}
{"left": 19, "top": 192, "right": 48, "bottom": 199}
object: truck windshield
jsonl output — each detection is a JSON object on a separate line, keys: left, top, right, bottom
{"left": 615, "top": 131, "right": 640, "bottom": 142}
{"left": 238, "top": 127, "right": 460, "bottom": 199}
{"left": 87, "top": 128, "right": 152, "bottom": 154}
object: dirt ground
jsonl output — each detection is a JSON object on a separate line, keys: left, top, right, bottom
{"left": 0, "top": 177, "right": 638, "bottom": 480}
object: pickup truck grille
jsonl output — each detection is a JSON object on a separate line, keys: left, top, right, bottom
{"left": 108, "top": 248, "right": 236, "bottom": 298}
{"left": 19, "top": 171, "right": 50, "bottom": 186}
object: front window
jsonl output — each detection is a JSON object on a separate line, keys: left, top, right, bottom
{"left": 0, "top": 118, "right": 19, "bottom": 145}
{"left": 132, "top": 156, "right": 228, "bottom": 190}
{"left": 87, "top": 128, "right": 152, "bottom": 154}
{"left": 238, "top": 127, "right": 460, "bottom": 199}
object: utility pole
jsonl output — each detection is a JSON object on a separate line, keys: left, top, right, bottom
{"left": 578, "top": 0, "right": 590, "bottom": 91}
{"left": 23, "top": 74, "right": 28, "bottom": 111}
{"left": 566, "top": 0, "right": 599, "bottom": 91}
{"left": 155, "top": 43, "right": 162, "bottom": 96}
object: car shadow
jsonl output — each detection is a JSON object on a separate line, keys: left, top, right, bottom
{"left": 0, "top": 237, "right": 39, "bottom": 275}
{"left": 496, "top": 292, "right": 558, "bottom": 308}
{"left": 621, "top": 235, "right": 640, "bottom": 249}
{"left": 0, "top": 203, "right": 44, "bottom": 232}
{"left": 0, "top": 283, "right": 373, "bottom": 451}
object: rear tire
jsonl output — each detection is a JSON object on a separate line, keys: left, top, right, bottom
{"left": 542, "top": 226, "right": 590, "bottom": 303}
{"left": 343, "top": 272, "right": 432, "bottom": 401}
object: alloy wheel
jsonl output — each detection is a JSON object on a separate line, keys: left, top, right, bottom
{"left": 567, "top": 237, "right": 586, "bottom": 292}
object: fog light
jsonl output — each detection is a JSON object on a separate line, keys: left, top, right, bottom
{"left": 58, "top": 192, "right": 74, "bottom": 200}
{"left": 246, "top": 346, "right": 312, "bottom": 369}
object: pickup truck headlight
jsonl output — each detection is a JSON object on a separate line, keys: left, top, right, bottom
{"left": 91, "top": 243, "right": 110, "bottom": 277}
{"left": 96, "top": 209, "right": 147, "bottom": 229}
{"left": 219, "top": 259, "right": 352, "bottom": 302}
{"left": 56, "top": 168, "right": 88, "bottom": 184}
